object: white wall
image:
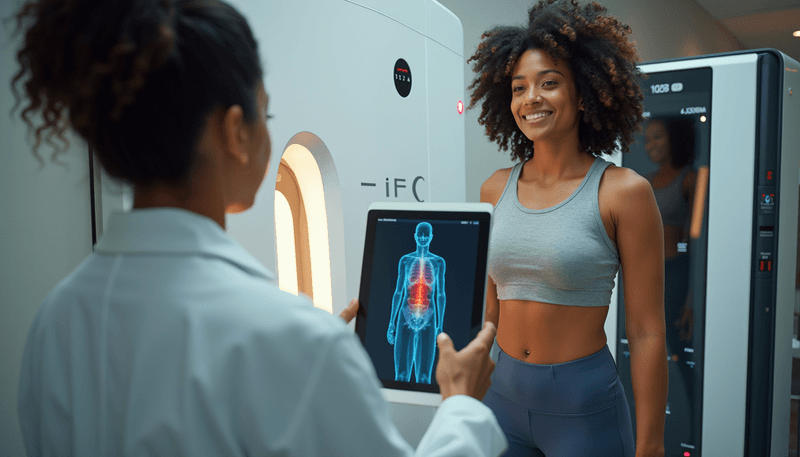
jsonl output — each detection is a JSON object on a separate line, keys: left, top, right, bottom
{"left": 0, "top": 0, "right": 742, "bottom": 455}
{"left": 0, "top": 1, "right": 94, "bottom": 455}
{"left": 436, "top": 0, "right": 742, "bottom": 202}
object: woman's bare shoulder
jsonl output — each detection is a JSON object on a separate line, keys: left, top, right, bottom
{"left": 601, "top": 163, "right": 653, "bottom": 196}
{"left": 600, "top": 163, "right": 659, "bottom": 219}
{"left": 480, "top": 167, "right": 514, "bottom": 205}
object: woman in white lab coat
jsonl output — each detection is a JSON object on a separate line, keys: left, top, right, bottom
{"left": 11, "top": 0, "right": 506, "bottom": 455}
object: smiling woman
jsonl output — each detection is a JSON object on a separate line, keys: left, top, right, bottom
{"left": 509, "top": 49, "right": 583, "bottom": 148}
{"left": 468, "top": 1, "right": 668, "bottom": 456}
{"left": 468, "top": 0, "right": 644, "bottom": 162}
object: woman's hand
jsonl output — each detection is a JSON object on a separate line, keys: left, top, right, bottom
{"left": 339, "top": 298, "right": 359, "bottom": 324}
{"left": 435, "top": 322, "right": 497, "bottom": 401}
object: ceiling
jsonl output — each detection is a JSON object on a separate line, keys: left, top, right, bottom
{"left": 692, "top": 0, "right": 800, "bottom": 64}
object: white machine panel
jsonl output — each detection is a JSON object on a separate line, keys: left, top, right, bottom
{"left": 225, "top": 0, "right": 465, "bottom": 321}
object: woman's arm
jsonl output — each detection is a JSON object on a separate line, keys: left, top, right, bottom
{"left": 484, "top": 277, "right": 500, "bottom": 328}
{"left": 298, "top": 329, "right": 505, "bottom": 457}
{"left": 479, "top": 169, "right": 509, "bottom": 328}
{"left": 681, "top": 168, "right": 697, "bottom": 242}
{"left": 612, "top": 169, "right": 668, "bottom": 457}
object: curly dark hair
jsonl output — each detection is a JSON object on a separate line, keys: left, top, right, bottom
{"left": 11, "top": 0, "right": 263, "bottom": 186}
{"left": 468, "top": 0, "right": 644, "bottom": 162}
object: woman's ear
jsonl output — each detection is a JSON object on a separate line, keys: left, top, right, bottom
{"left": 223, "top": 105, "right": 249, "bottom": 165}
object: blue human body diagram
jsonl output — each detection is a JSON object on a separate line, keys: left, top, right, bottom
{"left": 386, "top": 223, "right": 446, "bottom": 384}
{"left": 356, "top": 210, "right": 488, "bottom": 394}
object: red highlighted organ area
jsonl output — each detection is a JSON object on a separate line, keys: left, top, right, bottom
{"left": 406, "top": 258, "right": 434, "bottom": 317}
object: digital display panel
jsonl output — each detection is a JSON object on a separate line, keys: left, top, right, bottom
{"left": 617, "top": 67, "right": 712, "bottom": 455}
{"left": 356, "top": 210, "right": 490, "bottom": 393}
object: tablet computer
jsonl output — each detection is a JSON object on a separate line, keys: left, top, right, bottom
{"left": 355, "top": 202, "right": 493, "bottom": 406}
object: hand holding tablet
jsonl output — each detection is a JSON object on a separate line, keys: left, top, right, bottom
{"left": 355, "top": 202, "right": 494, "bottom": 405}
{"left": 436, "top": 322, "right": 497, "bottom": 401}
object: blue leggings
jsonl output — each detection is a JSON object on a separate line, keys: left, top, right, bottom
{"left": 483, "top": 345, "right": 634, "bottom": 456}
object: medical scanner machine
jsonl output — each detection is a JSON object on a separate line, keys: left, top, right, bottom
{"left": 608, "top": 49, "right": 800, "bottom": 457}
{"left": 227, "top": 0, "right": 467, "bottom": 319}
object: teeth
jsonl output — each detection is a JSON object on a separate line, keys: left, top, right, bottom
{"left": 524, "top": 112, "right": 551, "bottom": 120}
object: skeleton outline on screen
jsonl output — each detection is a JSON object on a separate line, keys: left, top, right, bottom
{"left": 386, "top": 222, "right": 446, "bottom": 384}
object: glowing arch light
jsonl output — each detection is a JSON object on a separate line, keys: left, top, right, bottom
{"left": 280, "top": 144, "right": 333, "bottom": 314}
{"left": 274, "top": 191, "right": 299, "bottom": 296}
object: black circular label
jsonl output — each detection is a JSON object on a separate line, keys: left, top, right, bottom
{"left": 394, "top": 58, "right": 411, "bottom": 98}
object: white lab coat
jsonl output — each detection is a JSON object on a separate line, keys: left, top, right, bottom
{"left": 18, "top": 208, "right": 507, "bottom": 457}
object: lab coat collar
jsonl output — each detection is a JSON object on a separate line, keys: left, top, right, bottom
{"left": 94, "top": 208, "right": 275, "bottom": 281}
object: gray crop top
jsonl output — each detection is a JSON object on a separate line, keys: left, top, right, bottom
{"left": 487, "top": 157, "right": 620, "bottom": 307}
{"left": 647, "top": 167, "right": 691, "bottom": 227}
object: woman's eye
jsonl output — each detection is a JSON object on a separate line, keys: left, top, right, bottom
{"left": 542, "top": 80, "right": 556, "bottom": 87}
{"left": 512, "top": 86, "right": 524, "bottom": 92}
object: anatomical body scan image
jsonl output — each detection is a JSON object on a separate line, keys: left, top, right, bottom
{"left": 358, "top": 213, "right": 484, "bottom": 393}
{"left": 386, "top": 223, "right": 446, "bottom": 384}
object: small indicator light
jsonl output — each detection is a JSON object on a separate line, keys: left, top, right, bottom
{"left": 457, "top": 100, "right": 464, "bottom": 114}
{"left": 700, "top": 115, "right": 707, "bottom": 122}
{"left": 767, "top": 170, "right": 773, "bottom": 180}
{"left": 684, "top": 453, "right": 691, "bottom": 457}
{"left": 768, "top": 261, "right": 772, "bottom": 271}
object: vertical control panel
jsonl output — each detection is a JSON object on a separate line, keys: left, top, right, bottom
{"left": 745, "top": 51, "right": 782, "bottom": 456}
{"left": 756, "top": 188, "right": 776, "bottom": 276}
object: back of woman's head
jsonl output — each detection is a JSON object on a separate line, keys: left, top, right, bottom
{"left": 12, "top": 0, "right": 263, "bottom": 186}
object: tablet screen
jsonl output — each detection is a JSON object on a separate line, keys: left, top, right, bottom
{"left": 356, "top": 204, "right": 492, "bottom": 396}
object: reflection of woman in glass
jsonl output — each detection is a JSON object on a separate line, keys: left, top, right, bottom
{"left": 644, "top": 118, "right": 696, "bottom": 343}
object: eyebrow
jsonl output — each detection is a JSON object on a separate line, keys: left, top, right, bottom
{"left": 512, "top": 69, "right": 565, "bottom": 80}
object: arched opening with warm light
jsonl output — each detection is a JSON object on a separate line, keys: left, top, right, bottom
{"left": 274, "top": 143, "right": 333, "bottom": 314}
{"left": 273, "top": 188, "right": 301, "bottom": 296}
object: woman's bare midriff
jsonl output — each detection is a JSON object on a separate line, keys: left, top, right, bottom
{"left": 496, "top": 299, "right": 609, "bottom": 364}
{"left": 663, "top": 225, "right": 685, "bottom": 260}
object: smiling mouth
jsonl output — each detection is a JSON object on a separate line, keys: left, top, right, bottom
{"left": 523, "top": 112, "right": 552, "bottom": 121}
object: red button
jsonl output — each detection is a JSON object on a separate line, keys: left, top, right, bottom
{"left": 767, "top": 261, "right": 772, "bottom": 271}
{"left": 760, "top": 261, "right": 764, "bottom": 271}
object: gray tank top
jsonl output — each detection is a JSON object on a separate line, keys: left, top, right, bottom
{"left": 648, "top": 167, "right": 691, "bottom": 227}
{"left": 487, "top": 157, "right": 620, "bottom": 307}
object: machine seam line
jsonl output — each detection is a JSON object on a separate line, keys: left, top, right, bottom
{"left": 341, "top": 0, "right": 461, "bottom": 56}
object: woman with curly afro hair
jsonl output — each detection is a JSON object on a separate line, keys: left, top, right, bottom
{"left": 471, "top": 1, "right": 667, "bottom": 455}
